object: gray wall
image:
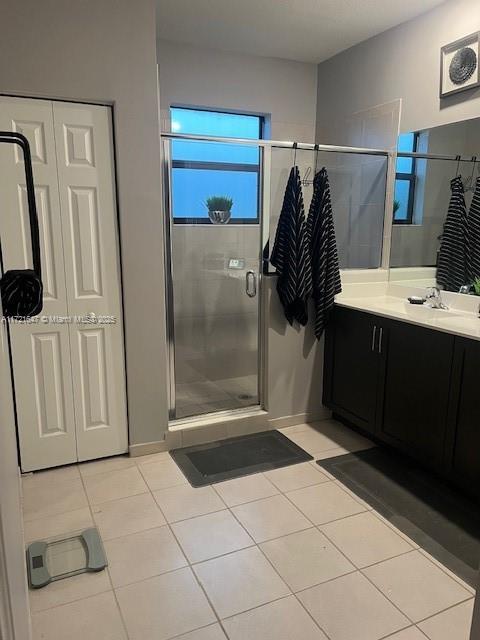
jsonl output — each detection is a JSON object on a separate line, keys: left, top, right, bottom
{"left": 158, "top": 40, "right": 328, "bottom": 421}
{"left": 0, "top": 0, "right": 168, "bottom": 446}
{"left": 157, "top": 40, "right": 318, "bottom": 140}
{"left": 315, "top": 0, "right": 480, "bottom": 142}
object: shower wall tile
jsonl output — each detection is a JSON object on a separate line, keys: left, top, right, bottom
{"left": 359, "top": 161, "right": 388, "bottom": 205}
{"left": 349, "top": 204, "right": 384, "bottom": 248}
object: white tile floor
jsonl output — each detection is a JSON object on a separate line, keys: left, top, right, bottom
{"left": 22, "top": 419, "right": 476, "bottom": 640}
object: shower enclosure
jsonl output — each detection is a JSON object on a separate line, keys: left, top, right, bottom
{"left": 162, "top": 132, "right": 391, "bottom": 422}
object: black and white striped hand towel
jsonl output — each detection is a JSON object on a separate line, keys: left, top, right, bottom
{"left": 271, "top": 166, "right": 312, "bottom": 326}
{"left": 466, "top": 176, "right": 480, "bottom": 283}
{"left": 437, "top": 176, "right": 468, "bottom": 292}
{"left": 307, "top": 167, "right": 342, "bottom": 339}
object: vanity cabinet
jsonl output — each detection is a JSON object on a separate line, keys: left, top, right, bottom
{"left": 376, "top": 318, "right": 454, "bottom": 469}
{"left": 445, "top": 338, "right": 480, "bottom": 488}
{"left": 324, "top": 305, "right": 478, "bottom": 485}
{"left": 323, "top": 306, "right": 381, "bottom": 435}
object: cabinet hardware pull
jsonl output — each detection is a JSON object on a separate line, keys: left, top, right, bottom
{"left": 378, "top": 327, "right": 383, "bottom": 353}
{"left": 371, "top": 325, "right": 377, "bottom": 351}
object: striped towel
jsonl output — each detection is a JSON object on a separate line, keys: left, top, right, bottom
{"left": 466, "top": 176, "right": 480, "bottom": 283}
{"left": 271, "top": 166, "right": 312, "bottom": 326}
{"left": 437, "top": 176, "right": 467, "bottom": 292}
{"left": 307, "top": 167, "right": 342, "bottom": 339}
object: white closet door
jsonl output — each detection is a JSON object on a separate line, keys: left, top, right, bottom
{"left": 0, "top": 97, "right": 77, "bottom": 471}
{"left": 53, "top": 102, "right": 128, "bottom": 462}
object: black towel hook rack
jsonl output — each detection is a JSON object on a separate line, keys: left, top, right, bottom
{"left": 455, "top": 155, "right": 461, "bottom": 177}
{"left": 292, "top": 142, "right": 298, "bottom": 167}
{"left": 464, "top": 155, "right": 478, "bottom": 192}
{"left": 314, "top": 143, "right": 320, "bottom": 175}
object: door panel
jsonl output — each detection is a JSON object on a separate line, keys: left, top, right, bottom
{"left": 0, "top": 97, "right": 76, "bottom": 471}
{"left": 13, "top": 324, "right": 77, "bottom": 471}
{"left": 0, "top": 97, "right": 68, "bottom": 313}
{"left": 166, "top": 138, "right": 262, "bottom": 420}
{"left": 325, "top": 306, "right": 380, "bottom": 434}
{"left": 446, "top": 338, "right": 480, "bottom": 490}
{"left": 53, "top": 102, "right": 127, "bottom": 461}
{"left": 378, "top": 319, "right": 453, "bottom": 468}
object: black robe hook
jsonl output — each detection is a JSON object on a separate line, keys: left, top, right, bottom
{"left": 314, "top": 144, "right": 319, "bottom": 174}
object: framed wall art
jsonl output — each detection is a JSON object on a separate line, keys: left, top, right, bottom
{"left": 440, "top": 32, "right": 480, "bottom": 98}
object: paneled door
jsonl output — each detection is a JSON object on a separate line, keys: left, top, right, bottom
{"left": 53, "top": 103, "right": 128, "bottom": 462}
{"left": 0, "top": 97, "right": 127, "bottom": 471}
{"left": 0, "top": 97, "right": 77, "bottom": 470}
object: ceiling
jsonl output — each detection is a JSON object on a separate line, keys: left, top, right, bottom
{"left": 156, "top": 0, "right": 447, "bottom": 64}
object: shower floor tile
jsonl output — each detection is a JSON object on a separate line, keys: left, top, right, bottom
{"left": 175, "top": 374, "right": 258, "bottom": 419}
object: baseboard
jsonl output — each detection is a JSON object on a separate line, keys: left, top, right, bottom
{"left": 129, "top": 407, "right": 332, "bottom": 456}
{"left": 129, "top": 430, "right": 181, "bottom": 457}
{"left": 268, "top": 407, "right": 332, "bottom": 429}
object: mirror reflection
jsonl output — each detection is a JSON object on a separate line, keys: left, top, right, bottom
{"left": 389, "top": 117, "right": 480, "bottom": 294}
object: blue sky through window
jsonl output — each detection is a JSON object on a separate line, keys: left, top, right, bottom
{"left": 394, "top": 132, "right": 417, "bottom": 223}
{"left": 170, "top": 107, "right": 262, "bottom": 222}
{"left": 394, "top": 179, "right": 410, "bottom": 221}
{"left": 396, "top": 132, "right": 414, "bottom": 173}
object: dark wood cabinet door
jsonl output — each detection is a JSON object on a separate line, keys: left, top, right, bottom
{"left": 445, "top": 338, "right": 480, "bottom": 491}
{"left": 323, "top": 306, "right": 380, "bottom": 435}
{"left": 377, "top": 318, "right": 454, "bottom": 468}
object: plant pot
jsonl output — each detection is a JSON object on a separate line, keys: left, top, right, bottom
{"left": 208, "top": 209, "right": 231, "bottom": 224}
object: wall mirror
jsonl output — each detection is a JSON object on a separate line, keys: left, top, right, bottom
{"left": 389, "top": 116, "right": 480, "bottom": 294}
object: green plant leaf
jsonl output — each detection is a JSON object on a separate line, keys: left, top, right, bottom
{"left": 473, "top": 277, "right": 480, "bottom": 296}
{"left": 205, "top": 195, "right": 233, "bottom": 211}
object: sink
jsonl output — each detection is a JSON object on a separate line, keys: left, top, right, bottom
{"left": 403, "top": 301, "right": 437, "bottom": 320}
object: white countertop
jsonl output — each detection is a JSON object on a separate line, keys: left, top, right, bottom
{"left": 335, "top": 284, "right": 480, "bottom": 341}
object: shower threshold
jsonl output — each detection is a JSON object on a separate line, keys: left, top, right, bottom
{"left": 168, "top": 406, "right": 267, "bottom": 432}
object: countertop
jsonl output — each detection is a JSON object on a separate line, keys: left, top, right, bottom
{"left": 335, "top": 286, "right": 480, "bottom": 342}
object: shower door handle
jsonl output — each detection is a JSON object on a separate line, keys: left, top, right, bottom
{"left": 245, "top": 270, "right": 257, "bottom": 297}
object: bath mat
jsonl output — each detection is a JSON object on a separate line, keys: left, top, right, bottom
{"left": 317, "top": 447, "right": 480, "bottom": 587}
{"left": 170, "top": 430, "right": 313, "bottom": 487}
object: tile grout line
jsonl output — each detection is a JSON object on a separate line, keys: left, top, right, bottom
{"left": 278, "top": 485, "right": 417, "bottom": 634}
{"left": 25, "top": 436, "right": 476, "bottom": 639}
{"left": 139, "top": 464, "right": 234, "bottom": 640}
{"left": 310, "top": 455, "right": 477, "bottom": 596}
{"left": 77, "top": 466, "right": 132, "bottom": 640}
{"left": 417, "top": 547, "right": 476, "bottom": 595}
{"left": 225, "top": 503, "right": 335, "bottom": 640}
{"left": 414, "top": 594, "right": 475, "bottom": 626}
{"left": 378, "top": 626, "right": 429, "bottom": 640}
{"left": 313, "top": 457, "right": 477, "bottom": 596}
{"left": 142, "top": 461, "right": 334, "bottom": 638}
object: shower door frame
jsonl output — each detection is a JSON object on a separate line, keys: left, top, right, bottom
{"left": 162, "top": 135, "right": 272, "bottom": 422}
{"left": 161, "top": 132, "right": 392, "bottom": 424}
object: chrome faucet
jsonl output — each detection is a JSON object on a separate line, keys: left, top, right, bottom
{"left": 425, "top": 286, "right": 449, "bottom": 310}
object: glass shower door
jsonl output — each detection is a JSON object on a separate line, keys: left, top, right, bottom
{"left": 163, "top": 137, "right": 264, "bottom": 420}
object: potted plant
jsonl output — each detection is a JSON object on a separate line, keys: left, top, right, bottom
{"left": 205, "top": 195, "right": 233, "bottom": 224}
{"left": 393, "top": 199, "right": 400, "bottom": 216}
{"left": 473, "top": 277, "right": 480, "bottom": 296}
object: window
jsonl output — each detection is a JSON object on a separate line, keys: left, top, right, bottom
{"left": 394, "top": 132, "right": 419, "bottom": 224}
{"left": 170, "top": 107, "right": 263, "bottom": 224}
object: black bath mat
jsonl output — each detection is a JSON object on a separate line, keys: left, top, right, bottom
{"left": 317, "top": 447, "right": 480, "bottom": 587}
{"left": 171, "top": 430, "right": 313, "bottom": 487}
